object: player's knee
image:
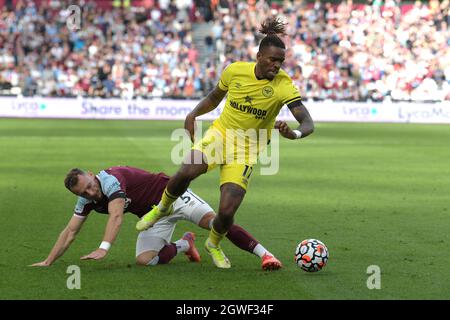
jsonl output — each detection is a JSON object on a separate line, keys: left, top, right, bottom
{"left": 136, "top": 251, "right": 158, "bottom": 266}
{"left": 136, "top": 255, "right": 150, "bottom": 266}
{"left": 217, "top": 210, "right": 235, "bottom": 228}
{"left": 199, "top": 212, "right": 215, "bottom": 229}
{"left": 218, "top": 199, "right": 240, "bottom": 219}
{"left": 136, "top": 256, "right": 149, "bottom": 266}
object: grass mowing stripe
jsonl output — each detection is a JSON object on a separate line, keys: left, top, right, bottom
{"left": 0, "top": 118, "right": 449, "bottom": 299}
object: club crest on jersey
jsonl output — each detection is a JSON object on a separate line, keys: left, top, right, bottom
{"left": 262, "top": 86, "right": 274, "bottom": 98}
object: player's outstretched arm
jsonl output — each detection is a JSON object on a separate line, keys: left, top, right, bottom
{"left": 185, "top": 85, "right": 227, "bottom": 142}
{"left": 30, "top": 215, "right": 86, "bottom": 267}
{"left": 275, "top": 100, "right": 314, "bottom": 140}
{"left": 80, "top": 198, "right": 125, "bottom": 261}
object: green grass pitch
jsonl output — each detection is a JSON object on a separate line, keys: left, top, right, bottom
{"left": 0, "top": 118, "right": 449, "bottom": 299}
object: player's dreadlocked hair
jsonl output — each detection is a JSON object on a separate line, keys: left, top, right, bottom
{"left": 64, "top": 168, "right": 85, "bottom": 190}
{"left": 258, "top": 17, "right": 287, "bottom": 51}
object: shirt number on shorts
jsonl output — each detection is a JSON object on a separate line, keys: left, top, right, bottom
{"left": 180, "top": 194, "right": 191, "bottom": 204}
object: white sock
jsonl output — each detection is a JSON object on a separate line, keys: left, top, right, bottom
{"left": 174, "top": 239, "right": 189, "bottom": 253}
{"left": 253, "top": 244, "right": 272, "bottom": 258}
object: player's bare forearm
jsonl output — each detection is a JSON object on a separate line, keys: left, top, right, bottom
{"left": 102, "top": 213, "right": 123, "bottom": 244}
{"left": 185, "top": 85, "right": 227, "bottom": 142}
{"left": 102, "top": 198, "right": 125, "bottom": 244}
{"left": 188, "top": 85, "right": 227, "bottom": 119}
{"left": 43, "top": 228, "right": 72, "bottom": 265}
{"left": 32, "top": 216, "right": 85, "bottom": 266}
{"left": 289, "top": 101, "right": 314, "bottom": 138}
{"left": 276, "top": 101, "right": 314, "bottom": 140}
{"left": 80, "top": 200, "right": 124, "bottom": 261}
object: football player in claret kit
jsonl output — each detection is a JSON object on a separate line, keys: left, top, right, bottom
{"left": 136, "top": 17, "right": 314, "bottom": 269}
{"left": 30, "top": 166, "right": 282, "bottom": 270}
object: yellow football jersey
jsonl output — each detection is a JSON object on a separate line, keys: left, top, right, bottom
{"left": 214, "top": 61, "right": 302, "bottom": 139}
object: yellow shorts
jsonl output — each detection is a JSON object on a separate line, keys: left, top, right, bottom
{"left": 192, "top": 126, "right": 256, "bottom": 191}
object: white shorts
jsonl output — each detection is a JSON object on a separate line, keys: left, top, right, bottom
{"left": 135, "top": 189, "right": 214, "bottom": 257}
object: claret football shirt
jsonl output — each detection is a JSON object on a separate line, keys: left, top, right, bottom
{"left": 73, "top": 166, "right": 169, "bottom": 218}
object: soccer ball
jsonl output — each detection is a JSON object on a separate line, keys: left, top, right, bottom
{"left": 295, "top": 239, "right": 329, "bottom": 272}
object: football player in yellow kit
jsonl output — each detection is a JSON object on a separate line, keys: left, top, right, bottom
{"left": 137, "top": 17, "right": 314, "bottom": 270}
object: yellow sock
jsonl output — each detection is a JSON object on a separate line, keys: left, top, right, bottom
{"left": 159, "top": 188, "right": 178, "bottom": 211}
{"left": 208, "top": 226, "right": 227, "bottom": 247}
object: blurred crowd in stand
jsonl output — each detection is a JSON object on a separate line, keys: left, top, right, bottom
{"left": 0, "top": 0, "right": 448, "bottom": 101}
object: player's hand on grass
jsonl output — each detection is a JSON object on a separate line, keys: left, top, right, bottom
{"left": 80, "top": 248, "right": 108, "bottom": 260}
{"left": 30, "top": 260, "right": 51, "bottom": 267}
{"left": 275, "top": 121, "right": 296, "bottom": 139}
{"left": 184, "top": 114, "right": 197, "bottom": 143}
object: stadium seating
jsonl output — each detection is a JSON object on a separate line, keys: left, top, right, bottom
{"left": 0, "top": 0, "right": 449, "bottom": 101}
